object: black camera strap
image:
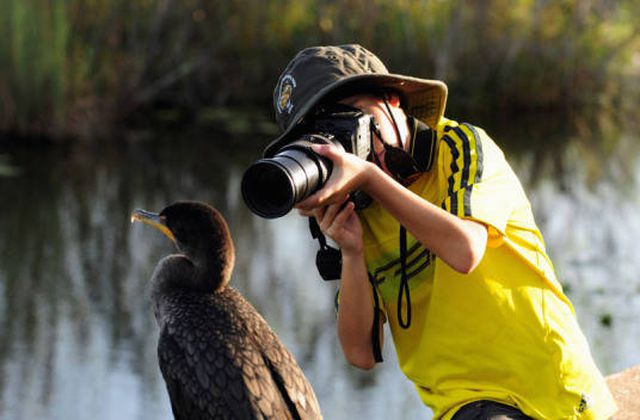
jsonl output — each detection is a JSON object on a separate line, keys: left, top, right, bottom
{"left": 368, "top": 272, "right": 384, "bottom": 363}
{"left": 408, "top": 117, "right": 437, "bottom": 173}
{"left": 308, "top": 217, "right": 342, "bottom": 281}
{"left": 397, "top": 225, "right": 412, "bottom": 329}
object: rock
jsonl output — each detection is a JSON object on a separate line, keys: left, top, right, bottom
{"left": 606, "top": 364, "right": 640, "bottom": 419}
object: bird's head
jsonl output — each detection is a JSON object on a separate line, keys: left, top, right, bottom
{"left": 131, "top": 201, "right": 235, "bottom": 291}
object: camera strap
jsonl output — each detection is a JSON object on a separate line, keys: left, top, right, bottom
{"left": 397, "top": 225, "right": 412, "bottom": 329}
{"left": 368, "top": 272, "right": 384, "bottom": 362}
{"left": 308, "top": 217, "right": 342, "bottom": 281}
{"left": 407, "top": 117, "right": 437, "bottom": 173}
{"left": 370, "top": 110, "right": 436, "bottom": 186}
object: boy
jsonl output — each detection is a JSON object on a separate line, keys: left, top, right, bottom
{"left": 264, "top": 44, "right": 616, "bottom": 419}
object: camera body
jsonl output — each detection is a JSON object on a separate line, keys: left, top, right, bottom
{"left": 242, "top": 104, "right": 373, "bottom": 218}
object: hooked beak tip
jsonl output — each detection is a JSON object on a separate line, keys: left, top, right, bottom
{"left": 130, "top": 208, "right": 177, "bottom": 243}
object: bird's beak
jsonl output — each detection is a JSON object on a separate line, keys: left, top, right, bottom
{"left": 130, "top": 209, "right": 177, "bottom": 243}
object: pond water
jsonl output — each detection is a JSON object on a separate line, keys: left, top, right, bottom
{"left": 0, "top": 118, "right": 639, "bottom": 420}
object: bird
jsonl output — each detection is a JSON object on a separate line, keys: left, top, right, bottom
{"left": 131, "top": 201, "right": 322, "bottom": 420}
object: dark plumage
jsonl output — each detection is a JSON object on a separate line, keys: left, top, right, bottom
{"left": 131, "top": 201, "right": 322, "bottom": 420}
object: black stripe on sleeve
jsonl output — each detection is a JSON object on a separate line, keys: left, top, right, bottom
{"left": 442, "top": 135, "right": 459, "bottom": 215}
{"left": 461, "top": 124, "right": 485, "bottom": 217}
{"left": 453, "top": 126, "right": 471, "bottom": 189}
{"left": 464, "top": 123, "right": 484, "bottom": 183}
{"left": 450, "top": 188, "right": 458, "bottom": 215}
{"left": 442, "top": 135, "right": 459, "bottom": 196}
{"left": 463, "top": 184, "right": 473, "bottom": 217}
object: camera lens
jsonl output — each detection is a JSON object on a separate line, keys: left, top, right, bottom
{"left": 241, "top": 142, "right": 331, "bottom": 218}
{"left": 241, "top": 161, "right": 296, "bottom": 218}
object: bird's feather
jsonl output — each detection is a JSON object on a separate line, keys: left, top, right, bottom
{"left": 157, "top": 287, "right": 321, "bottom": 419}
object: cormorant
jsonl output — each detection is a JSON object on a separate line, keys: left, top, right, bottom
{"left": 131, "top": 201, "right": 322, "bottom": 419}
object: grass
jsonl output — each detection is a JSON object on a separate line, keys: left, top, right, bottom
{"left": 1, "top": 0, "right": 638, "bottom": 140}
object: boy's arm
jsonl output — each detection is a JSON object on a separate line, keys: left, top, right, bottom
{"left": 363, "top": 162, "right": 488, "bottom": 273}
{"left": 302, "top": 200, "right": 383, "bottom": 369}
{"left": 298, "top": 144, "right": 488, "bottom": 273}
{"left": 337, "top": 249, "right": 384, "bottom": 370}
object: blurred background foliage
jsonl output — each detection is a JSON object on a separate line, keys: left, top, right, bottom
{"left": 1, "top": 0, "right": 639, "bottom": 140}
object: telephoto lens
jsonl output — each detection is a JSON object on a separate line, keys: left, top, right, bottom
{"left": 241, "top": 135, "right": 340, "bottom": 218}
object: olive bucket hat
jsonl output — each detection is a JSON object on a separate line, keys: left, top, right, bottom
{"left": 264, "top": 44, "right": 448, "bottom": 157}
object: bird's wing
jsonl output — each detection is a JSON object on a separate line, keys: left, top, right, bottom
{"left": 232, "top": 335, "right": 300, "bottom": 419}
{"left": 252, "top": 324, "right": 323, "bottom": 420}
{"left": 158, "top": 321, "right": 256, "bottom": 420}
{"left": 231, "top": 290, "right": 323, "bottom": 420}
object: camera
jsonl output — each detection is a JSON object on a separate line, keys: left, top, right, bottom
{"left": 241, "top": 104, "right": 374, "bottom": 218}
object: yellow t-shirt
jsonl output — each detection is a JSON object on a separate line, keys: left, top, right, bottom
{"left": 357, "top": 118, "right": 617, "bottom": 419}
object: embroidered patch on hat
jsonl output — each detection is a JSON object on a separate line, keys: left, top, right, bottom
{"left": 276, "top": 74, "right": 296, "bottom": 115}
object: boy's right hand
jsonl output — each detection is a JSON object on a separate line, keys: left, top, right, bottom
{"left": 298, "top": 195, "right": 364, "bottom": 256}
{"left": 296, "top": 143, "right": 372, "bottom": 212}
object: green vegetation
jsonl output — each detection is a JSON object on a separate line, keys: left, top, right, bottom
{"left": 1, "top": 0, "right": 639, "bottom": 139}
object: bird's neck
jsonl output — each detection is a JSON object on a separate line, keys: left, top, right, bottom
{"left": 151, "top": 253, "right": 225, "bottom": 301}
{"left": 189, "top": 247, "right": 228, "bottom": 292}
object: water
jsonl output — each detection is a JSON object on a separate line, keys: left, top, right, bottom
{"left": 0, "top": 120, "right": 638, "bottom": 420}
